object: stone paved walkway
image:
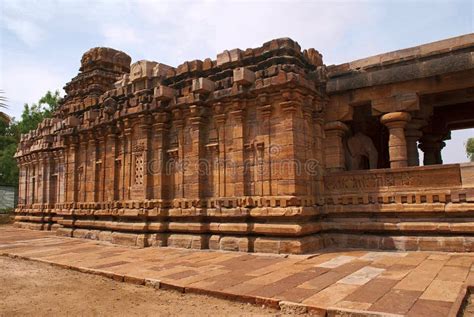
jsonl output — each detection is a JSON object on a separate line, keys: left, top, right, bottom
{"left": 1, "top": 226, "right": 472, "bottom": 317}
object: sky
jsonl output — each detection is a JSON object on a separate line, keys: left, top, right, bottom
{"left": 0, "top": 0, "right": 473, "bottom": 163}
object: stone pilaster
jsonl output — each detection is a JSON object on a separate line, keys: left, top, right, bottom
{"left": 257, "top": 99, "right": 272, "bottom": 196}
{"left": 104, "top": 127, "right": 117, "bottom": 202}
{"left": 213, "top": 103, "right": 227, "bottom": 197}
{"left": 280, "top": 100, "right": 299, "bottom": 196}
{"left": 172, "top": 109, "right": 184, "bottom": 199}
{"left": 138, "top": 116, "right": 152, "bottom": 200}
{"left": 324, "top": 121, "right": 349, "bottom": 172}
{"left": 229, "top": 106, "right": 244, "bottom": 197}
{"left": 380, "top": 111, "right": 411, "bottom": 168}
{"left": 152, "top": 112, "right": 169, "bottom": 201}
{"left": 87, "top": 131, "right": 97, "bottom": 202}
{"left": 312, "top": 111, "right": 325, "bottom": 202}
{"left": 188, "top": 105, "right": 206, "bottom": 203}
{"left": 123, "top": 120, "right": 132, "bottom": 201}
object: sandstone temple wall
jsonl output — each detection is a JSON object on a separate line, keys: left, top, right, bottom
{"left": 13, "top": 34, "right": 474, "bottom": 253}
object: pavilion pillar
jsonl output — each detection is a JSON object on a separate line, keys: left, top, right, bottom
{"left": 419, "top": 134, "right": 446, "bottom": 165}
{"left": 405, "top": 119, "right": 426, "bottom": 167}
{"left": 381, "top": 112, "right": 411, "bottom": 168}
{"left": 324, "top": 121, "right": 349, "bottom": 172}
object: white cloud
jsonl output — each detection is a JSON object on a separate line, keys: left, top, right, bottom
{"left": 0, "top": 0, "right": 55, "bottom": 47}
{"left": 0, "top": 60, "right": 66, "bottom": 119}
{"left": 2, "top": 16, "right": 45, "bottom": 47}
{"left": 101, "top": 24, "right": 144, "bottom": 49}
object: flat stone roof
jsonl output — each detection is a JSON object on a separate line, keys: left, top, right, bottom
{"left": 328, "top": 33, "right": 474, "bottom": 75}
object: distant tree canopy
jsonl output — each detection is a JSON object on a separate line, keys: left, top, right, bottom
{"left": 467, "top": 138, "right": 474, "bottom": 162}
{"left": 0, "top": 90, "right": 61, "bottom": 186}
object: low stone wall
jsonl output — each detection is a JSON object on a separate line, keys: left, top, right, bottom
{"left": 320, "top": 163, "right": 474, "bottom": 251}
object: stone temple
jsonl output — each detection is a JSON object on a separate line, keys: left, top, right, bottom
{"left": 13, "top": 34, "right": 474, "bottom": 254}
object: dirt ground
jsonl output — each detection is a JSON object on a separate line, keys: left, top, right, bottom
{"left": 0, "top": 256, "right": 279, "bottom": 316}
{"left": 0, "top": 214, "right": 13, "bottom": 225}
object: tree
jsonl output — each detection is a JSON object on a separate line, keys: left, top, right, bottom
{"left": 0, "top": 90, "right": 61, "bottom": 187}
{"left": 0, "top": 120, "right": 19, "bottom": 186}
{"left": 467, "top": 138, "right": 474, "bottom": 162}
{"left": 16, "top": 90, "right": 61, "bottom": 134}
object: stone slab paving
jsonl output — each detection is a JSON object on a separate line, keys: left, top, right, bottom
{"left": 1, "top": 226, "right": 473, "bottom": 316}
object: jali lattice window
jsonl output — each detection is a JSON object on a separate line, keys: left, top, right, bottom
{"left": 134, "top": 154, "right": 144, "bottom": 185}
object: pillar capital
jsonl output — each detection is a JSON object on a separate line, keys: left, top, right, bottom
{"left": 380, "top": 111, "right": 411, "bottom": 128}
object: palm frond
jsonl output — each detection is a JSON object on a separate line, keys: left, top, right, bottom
{"left": 0, "top": 90, "right": 8, "bottom": 109}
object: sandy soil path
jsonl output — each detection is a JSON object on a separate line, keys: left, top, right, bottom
{"left": 0, "top": 256, "right": 278, "bottom": 316}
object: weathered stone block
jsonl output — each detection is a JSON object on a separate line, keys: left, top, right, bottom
{"left": 192, "top": 77, "right": 214, "bottom": 93}
{"left": 130, "top": 60, "right": 158, "bottom": 81}
{"left": 233, "top": 67, "right": 256, "bottom": 85}
{"left": 154, "top": 85, "right": 176, "bottom": 101}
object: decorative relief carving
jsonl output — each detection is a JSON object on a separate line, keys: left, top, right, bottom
{"left": 132, "top": 141, "right": 145, "bottom": 152}
{"left": 325, "top": 166, "right": 462, "bottom": 192}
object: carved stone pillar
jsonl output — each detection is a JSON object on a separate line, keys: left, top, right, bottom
{"left": 214, "top": 104, "right": 227, "bottom": 197}
{"left": 419, "top": 134, "right": 446, "bottom": 165}
{"left": 138, "top": 116, "right": 152, "bottom": 200}
{"left": 257, "top": 101, "right": 272, "bottom": 196}
{"left": 172, "top": 109, "right": 184, "bottom": 200}
{"left": 324, "top": 121, "right": 349, "bottom": 172}
{"left": 79, "top": 136, "right": 88, "bottom": 202}
{"left": 152, "top": 112, "right": 169, "bottom": 201}
{"left": 280, "top": 100, "right": 298, "bottom": 196}
{"left": 380, "top": 111, "right": 411, "bottom": 168}
{"left": 313, "top": 112, "right": 325, "bottom": 202}
{"left": 188, "top": 105, "right": 205, "bottom": 203}
{"left": 123, "top": 120, "right": 132, "bottom": 200}
{"left": 104, "top": 127, "right": 117, "bottom": 202}
{"left": 37, "top": 154, "right": 47, "bottom": 205}
{"left": 230, "top": 106, "right": 246, "bottom": 197}
{"left": 65, "top": 137, "right": 79, "bottom": 203}
{"left": 87, "top": 132, "right": 97, "bottom": 202}
{"left": 405, "top": 119, "right": 426, "bottom": 167}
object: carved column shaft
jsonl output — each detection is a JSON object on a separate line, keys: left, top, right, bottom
{"left": 215, "top": 112, "right": 227, "bottom": 197}
{"left": 188, "top": 105, "right": 205, "bottom": 202}
{"left": 405, "top": 119, "right": 426, "bottom": 167}
{"left": 229, "top": 109, "right": 244, "bottom": 197}
{"left": 152, "top": 113, "right": 169, "bottom": 201}
{"left": 104, "top": 131, "right": 116, "bottom": 202}
{"left": 313, "top": 113, "right": 325, "bottom": 203}
{"left": 381, "top": 112, "right": 411, "bottom": 169}
{"left": 258, "top": 103, "right": 272, "bottom": 196}
{"left": 139, "top": 119, "right": 152, "bottom": 200}
{"left": 280, "top": 100, "right": 299, "bottom": 195}
{"left": 324, "top": 121, "right": 349, "bottom": 172}
{"left": 87, "top": 134, "right": 97, "bottom": 202}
